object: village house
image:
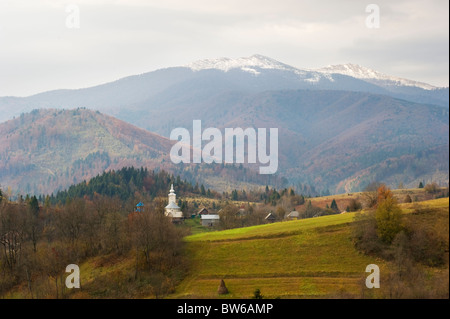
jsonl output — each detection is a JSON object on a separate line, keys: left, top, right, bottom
{"left": 265, "top": 212, "right": 276, "bottom": 223}
{"left": 286, "top": 210, "right": 300, "bottom": 220}
{"left": 196, "top": 207, "right": 209, "bottom": 216}
{"left": 135, "top": 201, "right": 144, "bottom": 212}
{"left": 201, "top": 214, "right": 220, "bottom": 227}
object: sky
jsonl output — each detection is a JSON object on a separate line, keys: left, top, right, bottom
{"left": 0, "top": 0, "right": 448, "bottom": 96}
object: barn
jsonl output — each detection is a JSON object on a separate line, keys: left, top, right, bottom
{"left": 201, "top": 214, "right": 220, "bottom": 227}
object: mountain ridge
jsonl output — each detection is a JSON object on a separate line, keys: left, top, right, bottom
{"left": 317, "top": 63, "right": 438, "bottom": 90}
{"left": 1, "top": 89, "right": 447, "bottom": 196}
{"left": 0, "top": 55, "right": 447, "bottom": 125}
{"left": 185, "top": 55, "right": 442, "bottom": 91}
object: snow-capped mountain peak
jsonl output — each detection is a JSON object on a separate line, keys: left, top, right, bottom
{"left": 317, "top": 63, "right": 437, "bottom": 90}
{"left": 185, "top": 55, "right": 438, "bottom": 91}
{"left": 186, "top": 54, "right": 301, "bottom": 75}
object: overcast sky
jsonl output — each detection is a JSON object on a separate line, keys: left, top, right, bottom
{"left": 0, "top": 0, "right": 448, "bottom": 96}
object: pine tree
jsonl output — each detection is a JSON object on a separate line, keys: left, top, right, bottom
{"left": 29, "top": 195, "right": 39, "bottom": 216}
{"left": 330, "top": 199, "right": 339, "bottom": 212}
{"left": 201, "top": 184, "right": 206, "bottom": 196}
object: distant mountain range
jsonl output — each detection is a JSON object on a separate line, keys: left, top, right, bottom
{"left": 0, "top": 55, "right": 448, "bottom": 124}
{"left": 0, "top": 55, "right": 448, "bottom": 195}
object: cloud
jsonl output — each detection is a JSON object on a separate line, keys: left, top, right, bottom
{"left": 0, "top": 0, "right": 448, "bottom": 96}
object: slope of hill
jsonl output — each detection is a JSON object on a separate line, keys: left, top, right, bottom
{"left": 126, "top": 88, "right": 448, "bottom": 193}
{"left": 0, "top": 108, "right": 289, "bottom": 195}
{"left": 169, "top": 197, "right": 448, "bottom": 298}
{"left": 0, "top": 108, "right": 174, "bottom": 195}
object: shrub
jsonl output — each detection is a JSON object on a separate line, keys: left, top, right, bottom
{"left": 424, "top": 183, "right": 439, "bottom": 194}
{"left": 375, "top": 195, "right": 403, "bottom": 244}
{"left": 347, "top": 199, "right": 362, "bottom": 212}
{"left": 404, "top": 194, "right": 412, "bottom": 203}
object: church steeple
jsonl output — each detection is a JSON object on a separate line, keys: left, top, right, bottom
{"left": 168, "top": 184, "right": 177, "bottom": 205}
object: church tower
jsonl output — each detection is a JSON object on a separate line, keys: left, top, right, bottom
{"left": 165, "top": 184, "right": 183, "bottom": 219}
{"left": 168, "top": 184, "right": 176, "bottom": 205}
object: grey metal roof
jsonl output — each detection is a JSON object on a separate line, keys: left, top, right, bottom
{"left": 201, "top": 214, "right": 220, "bottom": 220}
{"left": 287, "top": 211, "right": 299, "bottom": 217}
{"left": 165, "top": 202, "right": 180, "bottom": 209}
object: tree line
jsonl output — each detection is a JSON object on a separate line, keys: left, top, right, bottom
{"left": 46, "top": 167, "right": 219, "bottom": 204}
{"left": 0, "top": 191, "right": 187, "bottom": 298}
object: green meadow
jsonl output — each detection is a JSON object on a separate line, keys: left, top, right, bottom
{"left": 170, "top": 198, "right": 448, "bottom": 298}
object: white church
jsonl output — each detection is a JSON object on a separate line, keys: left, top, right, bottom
{"left": 165, "top": 184, "right": 184, "bottom": 221}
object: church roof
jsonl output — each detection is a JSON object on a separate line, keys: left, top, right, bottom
{"left": 165, "top": 202, "right": 180, "bottom": 209}
{"left": 166, "top": 211, "right": 183, "bottom": 218}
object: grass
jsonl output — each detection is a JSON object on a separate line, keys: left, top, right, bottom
{"left": 306, "top": 188, "right": 440, "bottom": 211}
{"left": 185, "top": 212, "right": 356, "bottom": 242}
{"left": 172, "top": 213, "right": 376, "bottom": 298}
{"left": 182, "top": 217, "right": 215, "bottom": 235}
{"left": 400, "top": 196, "right": 448, "bottom": 213}
{"left": 169, "top": 197, "right": 448, "bottom": 299}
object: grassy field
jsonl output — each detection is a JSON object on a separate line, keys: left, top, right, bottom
{"left": 3, "top": 196, "right": 446, "bottom": 299}
{"left": 182, "top": 217, "right": 216, "bottom": 235}
{"left": 169, "top": 197, "right": 449, "bottom": 299}
{"left": 305, "top": 188, "right": 440, "bottom": 212}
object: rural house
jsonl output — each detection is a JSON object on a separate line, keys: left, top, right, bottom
{"left": 196, "top": 207, "right": 209, "bottom": 216}
{"left": 135, "top": 201, "right": 144, "bottom": 212}
{"left": 265, "top": 212, "right": 276, "bottom": 223}
{"left": 201, "top": 214, "right": 220, "bottom": 227}
{"left": 286, "top": 210, "right": 300, "bottom": 220}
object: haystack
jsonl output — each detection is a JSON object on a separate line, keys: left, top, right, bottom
{"left": 217, "top": 279, "right": 228, "bottom": 295}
